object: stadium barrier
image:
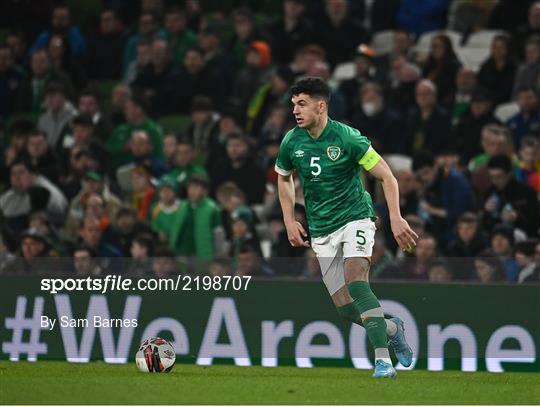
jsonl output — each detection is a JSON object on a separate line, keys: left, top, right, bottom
{"left": 0, "top": 262, "right": 538, "bottom": 373}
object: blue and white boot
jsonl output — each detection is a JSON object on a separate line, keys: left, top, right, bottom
{"left": 372, "top": 360, "right": 397, "bottom": 378}
{"left": 387, "top": 317, "right": 413, "bottom": 367}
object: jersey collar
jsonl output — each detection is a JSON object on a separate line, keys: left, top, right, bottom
{"left": 305, "top": 117, "right": 332, "bottom": 141}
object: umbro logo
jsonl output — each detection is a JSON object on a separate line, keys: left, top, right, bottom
{"left": 294, "top": 150, "right": 305, "bottom": 157}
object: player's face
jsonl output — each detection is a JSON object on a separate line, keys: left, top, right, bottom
{"left": 291, "top": 93, "right": 325, "bottom": 129}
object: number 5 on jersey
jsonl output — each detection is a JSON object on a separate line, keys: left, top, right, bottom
{"left": 310, "top": 156, "right": 321, "bottom": 176}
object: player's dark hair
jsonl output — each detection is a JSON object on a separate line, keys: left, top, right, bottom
{"left": 290, "top": 77, "right": 331, "bottom": 102}
{"left": 412, "top": 150, "right": 435, "bottom": 171}
{"left": 487, "top": 154, "right": 512, "bottom": 173}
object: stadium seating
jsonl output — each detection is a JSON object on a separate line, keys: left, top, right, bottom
{"left": 331, "top": 61, "right": 355, "bottom": 83}
{"left": 494, "top": 101, "right": 520, "bottom": 122}
{"left": 456, "top": 47, "right": 490, "bottom": 71}
{"left": 414, "top": 30, "right": 462, "bottom": 62}
{"left": 370, "top": 30, "right": 395, "bottom": 56}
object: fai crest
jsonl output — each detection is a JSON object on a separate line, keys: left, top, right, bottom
{"left": 327, "top": 146, "right": 341, "bottom": 161}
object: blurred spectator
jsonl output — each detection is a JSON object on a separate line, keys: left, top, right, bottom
{"left": 78, "top": 216, "right": 122, "bottom": 257}
{"left": 229, "top": 205, "right": 261, "bottom": 261}
{"left": 133, "top": 39, "right": 182, "bottom": 117}
{"left": 72, "top": 245, "right": 102, "bottom": 277}
{"left": 451, "top": 68, "right": 477, "bottom": 126}
{"left": 473, "top": 250, "right": 505, "bottom": 283}
{"left": 489, "top": 224, "right": 520, "bottom": 282}
{"left": 427, "top": 259, "right": 453, "bottom": 283}
{"left": 403, "top": 79, "right": 451, "bottom": 156}
{"left": 235, "top": 242, "right": 274, "bottom": 276}
{"left": 168, "top": 175, "right": 224, "bottom": 258}
{"left": 164, "top": 7, "right": 197, "bottom": 66}
{"left": 29, "top": 4, "right": 87, "bottom": 60}
{"left": 56, "top": 146, "right": 95, "bottom": 200}
{"left": 0, "top": 158, "right": 67, "bottom": 229}
{"left": 211, "top": 133, "right": 266, "bottom": 204}
{"left": 110, "top": 83, "right": 130, "bottom": 126}
{"left": 26, "top": 129, "right": 60, "bottom": 184}
{"left": 232, "top": 40, "right": 274, "bottom": 114}
{"left": 399, "top": 234, "right": 439, "bottom": 280}
{"left": 351, "top": 82, "right": 402, "bottom": 154}
{"left": 447, "top": 0, "right": 496, "bottom": 37}
{"left": 515, "top": 239, "right": 539, "bottom": 283}
{"left": 47, "top": 34, "right": 87, "bottom": 94}
{"left": 188, "top": 96, "right": 220, "bottom": 155}
{"left": 339, "top": 45, "right": 379, "bottom": 118}
{"left": 290, "top": 44, "right": 326, "bottom": 76}
{"left": 413, "top": 150, "right": 474, "bottom": 247}
{"left": 128, "top": 233, "right": 154, "bottom": 276}
{"left": 125, "top": 130, "right": 168, "bottom": 178}
{"left": 246, "top": 65, "right": 294, "bottom": 135}
{"left": 377, "top": 29, "right": 417, "bottom": 77}
{"left": 16, "top": 49, "right": 74, "bottom": 114}
{"left": 2, "top": 120, "right": 35, "bottom": 183}
{"left": 208, "top": 257, "right": 233, "bottom": 277}
{"left": 162, "top": 132, "right": 178, "bottom": 170}
{"left": 37, "top": 81, "right": 77, "bottom": 149}
{"left": 124, "top": 39, "right": 153, "bottom": 85}
{"left": 396, "top": 0, "right": 450, "bottom": 37}
{"left": 228, "top": 7, "right": 266, "bottom": 68}
{"left": 385, "top": 54, "right": 422, "bottom": 114}
{"left": 29, "top": 211, "right": 64, "bottom": 256}
{"left": 63, "top": 170, "right": 121, "bottom": 243}
{"left": 506, "top": 86, "right": 540, "bottom": 148}
{"left": 87, "top": 9, "right": 128, "bottom": 80}
{"left": 6, "top": 30, "right": 28, "bottom": 67}
{"left": 128, "top": 165, "right": 155, "bottom": 221}
{"left": 177, "top": 46, "right": 221, "bottom": 113}
{"left": 107, "top": 93, "right": 164, "bottom": 170}
{"left": 77, "top": 87, "right": 113, "bottom": 143}
{"left": 19, "top": 228, "right": 52, "bottom": 259}
{"left": 513, "top": 35, "right": 540, "bottom": 95}
{"left": 267, "top": 0, "right": 315, "bottom": 64}
{"left": 151, "top": 176, "right": 181, "bottom": 244}
{"left": 318, "top": 0, "right": 367, "bottom": 67}
{"left": 306, "top": 60, "right": 347, "bottom": 121}
{"left": 216, "top": 182, "right": 247, "bottom": 242}
{"left": 206, "top": 106, "right": 243, "bottom": 175}
{"left": 151, "top": 247, "right": 180, "bottom": 278}
{"left": 516, "top": 136, "right": 540, "bottom": 193}
{"left": 512, "top": 2, "right": 540, "bottom": 61}
{"left": 168, "top": 138, "right": 208, "bottom": 196}
{"left": 482, "top": 155, "right": 539, "bottom": 235}
{"left": 123, "top": 12, "right": 165, "bottom": 73}
{"left": 452, "top": 88, "right": 498, "bottom": 166}
{"left": 111, "top": 207, "right": 154, "bottom": 255}
{"left": 478, "top": 34, "right": 516, "bottom": 105}
{"left": 423, "top": 34, "right": 462, "bottom": 108}
{"left": 0, "top": 45, "right": 25, "bottom": 121}
{"left": 299, "top": 248, "right": 322, "bottom": 280}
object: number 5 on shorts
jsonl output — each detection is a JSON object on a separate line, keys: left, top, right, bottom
{"left": 356, "top": 230, "right": 366, "bottom": 246}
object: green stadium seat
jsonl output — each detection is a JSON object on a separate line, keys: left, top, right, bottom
{"left": 157, "top": 115, "right": 192, "bottom": 133}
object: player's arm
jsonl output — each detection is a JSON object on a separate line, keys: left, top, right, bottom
{"left": 363, "top": 151, "right": 418, "bottom": 251}
{"left": 277, "top": 173, "right": 309, "bottom": 247}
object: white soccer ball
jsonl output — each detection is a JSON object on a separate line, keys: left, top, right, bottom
{"left": 135, "top": 337, "right": 176, "bottom": 373}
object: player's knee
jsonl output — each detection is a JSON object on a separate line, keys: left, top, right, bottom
{"left": 344, "top": 257, "right": 370, "bottom": 284}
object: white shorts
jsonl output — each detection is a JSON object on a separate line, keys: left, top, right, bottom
{"left": 311, "top": 219, "right": 376, "bottom": 296}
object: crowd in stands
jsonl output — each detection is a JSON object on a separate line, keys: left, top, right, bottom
{"left": 0, "top": 0, "right": 539, "bottom": 283}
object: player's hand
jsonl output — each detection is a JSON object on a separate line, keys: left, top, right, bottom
{"left": 285, "top": 221, "right": 310, "bottom": 247}
{"left": 391, "top": 216, "right": 418, "bottom": 252}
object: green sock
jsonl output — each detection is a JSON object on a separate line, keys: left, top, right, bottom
{"left": 347, "top": 281, "right": 388, "bottom": 349}
{"left": 337, "top": 302, "right": 361, "bottom": 324}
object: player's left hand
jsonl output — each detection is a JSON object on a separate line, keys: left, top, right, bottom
{"left": 391, "top": 217, "right": 418, "bottom": 252}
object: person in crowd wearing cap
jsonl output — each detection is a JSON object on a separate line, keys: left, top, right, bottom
{"left": 151, "top": 175, "right": 182, "bottom": 244}
{"left": 78, "top": 216, "right": 123, "bottom": 257}
{"left": 506, "top": 86, "right": 540, "bottom": 149}
{"left": 266, "top": 0, "right": 315, "bottom": 64}
{"left": 72, "top": 245, "right": 103, "bottom": 277}
{"left": 235, "top": 242, "right": 275, "bottom": 277}
{"left": 127, "top": 164, "right": 156, "bottom": 222}
{"left": 482, "top": 155, "right": 539, "bottom": 236}
{"left": 318, "top": 0, "right": 368, "bottom": 67}
{"left": 29, "top": 211, "right": 65, "bottom": 256}
{"left": 168, "top": 137, "right": 208, "bottom": 197}
{"left": 351, "top": 82, "right": 403, "bottom": 155}
{"left": 187, "top": 95, "right": 221, "bottom": 156}
{"left": 169, "top": 174, "right": 225, "bottom": 259}
{"left": 246, "top": 65, "right": 294, "bottom": 135}
{"left": 16, "top": 49, "right": 74, "bottom": 115}
{"left": 452, "top": 88, "right": 499, "bottom": 166}
{"left": 164, "top": 7, "right": 198, "bottom": 66}
{"left": 210, "top": 132, "right": 266, "bottom": 204}
{"left": 77, "top": 87, "right": 113, "bottom": 143}
{"left": 63, "top": 169, "right": 121, "bottom": 242}
{"left": 132, "top": 39, "right": 183, "bottom": 117}
{"left": 473, "top": 249, "right": 506, "bottom": 283}
{"left": 0, "top": 157, "right": 67, "bottom": 230}
{"left": 37, "top": 81, "right": 77, "bottom": 149}
{"left": 107, "top": 93, "right": 164, "bottom": 170}
{"left": 229, "top": 205, "right": 261, "bottom": 262}
{"left": 489, "top": 224, "right": 520, "bottom": 282}
{"left": 25, "top": 129, "right": 61, "bottom": 184}
{"left": 412, "top": 150, "right": 474, "bottom": 248}
{"left": 177, "top": 46, "right": 221, "bottom": 113}
{"left": 339, "top": 44, "right": 380, "bottom": 118}
{"left": 403, "top": 79, "right": 451, "bottom": 157}
{"left": 19, "top": 228, "right": 52, "bottom": 259}
{"left": 515, "top": 239, "right": 540, "bottom": 283}
{"left": 232, "top": 40, "right": 273, "bottom": 114}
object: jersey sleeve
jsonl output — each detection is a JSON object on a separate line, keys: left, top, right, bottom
{"left": 274, "top": 133, "right": 293, "bottom": 176}
{"left": 348, "top": 126, "right": 381, "bottom": 171}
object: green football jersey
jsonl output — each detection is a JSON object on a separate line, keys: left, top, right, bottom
{"left": 275, "top": 118, "right": 381, "bottom": 237}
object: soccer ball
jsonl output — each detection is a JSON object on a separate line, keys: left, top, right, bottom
{"left": 135, "top": 337, "right": 176, "bottom": 373}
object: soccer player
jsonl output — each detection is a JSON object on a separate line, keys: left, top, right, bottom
{"left": 275, "top": 77, "right": 418, "bottom": 378}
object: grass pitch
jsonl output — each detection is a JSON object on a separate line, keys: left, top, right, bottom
{"left": 0, "top": 361, "right": 539, "bottom": 404}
